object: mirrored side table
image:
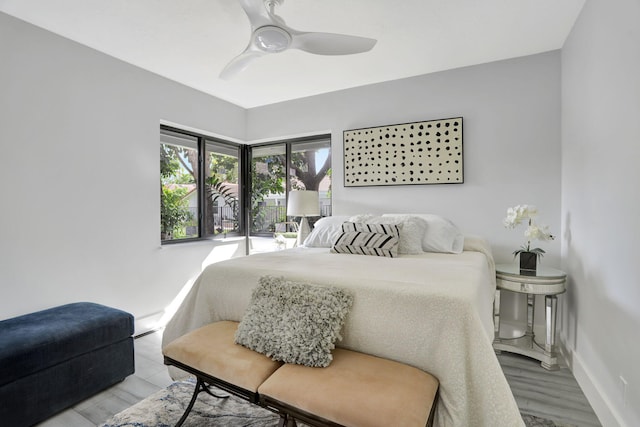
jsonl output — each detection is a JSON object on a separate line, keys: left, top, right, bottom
{"left": 493, "top": 263, "right": 566, "bottom": 370}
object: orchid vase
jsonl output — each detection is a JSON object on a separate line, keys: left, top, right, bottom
{"left": 519, "top": 251, "right": 537, "bottom": 275}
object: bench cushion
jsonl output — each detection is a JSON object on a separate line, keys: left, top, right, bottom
{"left": 163, "top": 321, "right": 283, "bottom": 393}
{"left": 0, "top": 302, "right": 134, "bottom": 387}
{"left": 259, "top": 348, "right": 439, "bottom": 427}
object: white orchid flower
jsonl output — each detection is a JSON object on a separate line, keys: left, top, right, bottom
{"left": 525, "top": 224, "right": 554, "bottom": 241}
{"left": 504, "top": 204, "right": 554, "bottom": 258}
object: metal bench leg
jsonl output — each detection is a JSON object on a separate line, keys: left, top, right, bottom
{"left": 276, "top": 413, "right": 298, "bottom": 427}
{"left": 175, "top": 377, "right": 229, "bottom": 427}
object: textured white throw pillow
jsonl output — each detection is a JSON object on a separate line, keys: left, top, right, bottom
{"left": 235, "top": 276, "right": 353, "bottom": 368}
{"left": 382, "top": 213, "right": 464, "bottom": 254}
{"left": 302, "top": 216, "right": 351, "bottom": 248}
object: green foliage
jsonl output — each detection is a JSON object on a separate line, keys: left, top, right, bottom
{"left": 209, "top": 153, "right": 238, "bottom": 183}
{"left": 206, "top": 174, "right": 239, "bottom": 233}
{"left": 275, "top": 232, "right": 298, "bottom": 239}
{"left": 161, "top": 144, "right": 195, "bottom": 184}
{"left": 173, "top": 173, "right": 195, "bottom": 184}
{"left": 160, "top": 145, "right": 180, "bottom": 179}
{"left": 251, "top": 157, "right": 285, "bottom": 233}
{"left": 513, "top": 247, "right": 546, "bottom": 259}
{"left": 160, "top": 186, "right": 193, "bottom": 239}
{"left": 207, "top": 175, "right": 236, "bottom": 206}
{"left": 161, "top": 144, "right": 195, "bottom": 239}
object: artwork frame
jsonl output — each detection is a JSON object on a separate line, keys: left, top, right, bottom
{"left": 343, "top": 117, "right": 463, "bottom": 187}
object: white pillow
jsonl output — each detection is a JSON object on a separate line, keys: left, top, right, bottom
{"left": 348, "top": 213, "right": 376, "bottom": 223}
{"left": 303, "top": 216, "right": 352, "bottom": 248}
{"left": 382, "top": 213, "right": 464, "bottom": 254}
{"left": 348, "top": 214, "right": 426, "bottom": 254}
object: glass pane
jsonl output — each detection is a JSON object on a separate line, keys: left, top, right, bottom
{"left": 160, "top": 130, "right": 199, "bottom": 241}
{"left": 251, "top": 144, "right": 286, "bottom": 235}
{"left": 204, "top": 140, "right": 240, "bottom": 238}
{"left": 290, "top": 139, "right": 332, "bottom": 219}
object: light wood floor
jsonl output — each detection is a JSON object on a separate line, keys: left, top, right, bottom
{"left": 37, "top": 331, "right": 601, "bottom": 427}
{"left": 498, "top": 352, "right": 602, "bottom": 426}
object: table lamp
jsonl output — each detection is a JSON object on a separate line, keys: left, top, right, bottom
{"left": 287, "top": 190, "right": 320, "bottom": 246}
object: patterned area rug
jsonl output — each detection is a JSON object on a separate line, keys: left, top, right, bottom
{"left": 100, "top": 379, "right": 573, "bottom": 427}
{"left": 521, "top": 414, "right": 576, "bottom": 427}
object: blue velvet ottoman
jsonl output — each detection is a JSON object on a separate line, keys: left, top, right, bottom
{"left": 0, "top": 302, "right": 135, "bottom": 427}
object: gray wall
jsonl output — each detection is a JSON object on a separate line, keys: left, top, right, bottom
{"left": 0, "top": 12, "right": 246, "bottom": 330}
{"left": 247, "top": 51, "right": 563, "bottom": 265}
{"left": 561, "top": 0, "right": 640, "bottom": 425}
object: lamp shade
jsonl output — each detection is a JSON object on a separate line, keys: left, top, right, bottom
{"left": 287, "top": 190, "right": 320, "bottom": 217}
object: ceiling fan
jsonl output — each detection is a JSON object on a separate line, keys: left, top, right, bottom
{"left": 220, "top": 0, "right": 377, "bottom": 79}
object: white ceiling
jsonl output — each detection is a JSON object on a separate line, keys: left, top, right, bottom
{"left": 1, "top": 0, "right": 585, "bottom": 108}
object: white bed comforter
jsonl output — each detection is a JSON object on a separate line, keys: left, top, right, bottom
{"left": 162, "top": 238, "right": 524, "bottom": 427}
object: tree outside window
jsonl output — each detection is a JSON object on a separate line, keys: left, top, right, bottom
{"left": 250, "top": 138, "right": 331, "bottom": 235}
{"left": 160, "top": 128, "right": 240, "bottom": 242}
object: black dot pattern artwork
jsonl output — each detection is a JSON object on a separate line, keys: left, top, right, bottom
{"left": 343, "top": 117, "right": 463, "bottom": 187}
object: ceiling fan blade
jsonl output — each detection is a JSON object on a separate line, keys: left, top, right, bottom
{"left": 290, "top": 32, "right": 377, "bottom": 55}
{"left": 219, "top": 47, "right": 265, "bottom": 79}
{"left": 238, "top": 0, "right": 274, "bottom": 29}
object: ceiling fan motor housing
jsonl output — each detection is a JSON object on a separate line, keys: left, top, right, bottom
{"left": 254, "top": 26, "right": 291, "bottom": 52}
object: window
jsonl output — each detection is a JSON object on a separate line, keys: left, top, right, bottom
{"left": 205, "top": 140, "right": 241, "bottom": 237}
{"left": 249, "top": 136, "right": 331, "bottom": 241}
{"left": 289, "top": 139, "right": 332, "bottom": 218}
{"left": 250, "top": 144, "right": 286, "bottom": 235}
{"left": 160, "top": 126, "right": 242, "bottom": 243}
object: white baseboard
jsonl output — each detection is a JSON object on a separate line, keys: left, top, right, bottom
{"left": 571, "top": 350, "right": 627, "bottom": 427}
{"left": 134, "top": 310, "right": 165, "bottom": 336}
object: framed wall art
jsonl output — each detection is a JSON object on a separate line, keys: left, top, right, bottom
{"left": 343, "top": 117, "right": 463, "bottom": 187}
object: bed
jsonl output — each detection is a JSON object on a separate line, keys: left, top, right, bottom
{"left": 162, "top": 216, "right": 524, "bottom": 427}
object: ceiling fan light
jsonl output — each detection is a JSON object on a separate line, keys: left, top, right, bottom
{"left": 254, "top": 26, "right": 291, "bottom": 52}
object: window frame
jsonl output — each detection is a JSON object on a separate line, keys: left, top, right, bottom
{"left": 160, "top": 124, "right": 247, "bottom": 245}
{"left": 248, "top": 134, "right": 332, "bottom": 237}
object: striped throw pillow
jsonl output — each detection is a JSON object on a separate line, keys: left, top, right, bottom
{"left": 330, "top": 222, "right": 401, "bottom": 257}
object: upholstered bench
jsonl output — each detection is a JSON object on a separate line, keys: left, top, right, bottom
{"left": 163, "top": 320, "right": 439, "bottom": 427}
{"left": 259, "top": 348, "right": 439, "bottom": 427}
{"left": 0, "top": 302, "right": 135, "bottom": 426}
{"left": 163, "top": 321, "right": 284, "bottom": 426}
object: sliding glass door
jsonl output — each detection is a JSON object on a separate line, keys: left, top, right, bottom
{"left": 249, "top": 136, "right": 331, "bottom": 253}
{"left": 250, "top": 144, "right": 286, "bottom": 235}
